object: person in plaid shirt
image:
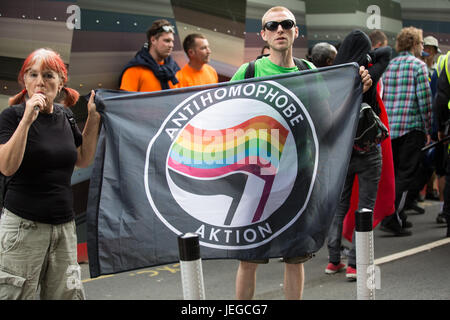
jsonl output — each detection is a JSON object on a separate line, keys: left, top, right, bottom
{"left": 380, "top": 27, "right": 433, "bottom": 236}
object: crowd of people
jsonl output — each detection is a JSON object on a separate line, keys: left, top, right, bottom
{"left": 306, "top": 22, "right": 449, "bottom": 279}
{"left": 0, "top": 5, "right": 449, "bottom": 300}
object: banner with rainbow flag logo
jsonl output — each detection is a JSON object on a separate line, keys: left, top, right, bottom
{"left": 87, "top": 63, "right": 363, "bottom": 277}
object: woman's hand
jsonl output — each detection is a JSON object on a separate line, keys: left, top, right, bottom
{"left": 87, "top": 90, "right": 100, "bottom": 120}
{"left": 23, "top": 93, "right": 46, "bottom": 125}
{"left": 76, "top": 90, "right": 101, "bottom": 168}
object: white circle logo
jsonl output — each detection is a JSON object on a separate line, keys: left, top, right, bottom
{"left": 145, "top": 81, "right": 318, "bottom": 249}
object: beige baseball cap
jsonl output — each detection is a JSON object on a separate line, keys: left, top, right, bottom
{"left": 423, "top": 36, "right": 441, "bottom": 53}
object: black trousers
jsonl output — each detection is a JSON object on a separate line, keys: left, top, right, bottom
{"left": 383, "top": 130, "right": 426, "bottom": 226}
{"left": 442, "top": 152, "right": 450, "bottom": 221}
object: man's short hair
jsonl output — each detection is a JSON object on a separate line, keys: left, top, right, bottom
{"left": 396, "top": 26, "right": 422, "bottom": 52}
{"left": 183, "top": 33, "right": 206, "bottom": 56}
{"left": 261, "top": 6, "right": 296, "bottom": 28}
{"left": 146, "top": 19, "right": 175, "bottom": 42}
{"left": 311, "top": 42, "right": 337, "bottom": 68}
{"left": 369, "top": 30, "right": 387, "bottom": 47}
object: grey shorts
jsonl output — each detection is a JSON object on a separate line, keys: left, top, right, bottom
{"left": 241, "top": 253, "right": 313, "bottom": 264}
{"left": 0, "top": 208, "right": 85, "bottom": 300}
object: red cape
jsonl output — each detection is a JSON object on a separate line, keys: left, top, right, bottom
{"left": 342, "top": 84, "right": 395, "bottom": 242}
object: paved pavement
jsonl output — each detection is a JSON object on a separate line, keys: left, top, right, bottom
{"left": 80, "top": 199, "right": 450, "bottom": 300}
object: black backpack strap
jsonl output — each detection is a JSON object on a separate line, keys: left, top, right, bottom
{"left": 293, "top": 57, "right": 314, "bottom": 71}
{"left": 60, "top": 106, "right": 82, "bottom": 147}
{"left": 244, "top": 60, "right": 256, "bottom": 79}
{"left": 61, "top": 107, "right": 77, "bottom": 132}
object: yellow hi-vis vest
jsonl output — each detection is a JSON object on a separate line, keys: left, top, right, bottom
{"left": 436, "top": 52, "right": 450, "bottom": 150}
{"left": 437, "top": 51, "right": 450, "bottom": 79}
{"left": 436, "top": 52, "right": 450, "bottom": 110}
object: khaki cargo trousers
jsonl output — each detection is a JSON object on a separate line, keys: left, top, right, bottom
{"left": 0, "top": 208, "right": 85, "bottom": 299}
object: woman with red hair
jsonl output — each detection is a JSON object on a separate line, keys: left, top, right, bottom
{"left": 0, "top": 48, "right": 100, "bottom": 299}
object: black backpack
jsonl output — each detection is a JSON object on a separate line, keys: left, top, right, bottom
{"left": 353, "top": 102, "right": 389, "bottom": 154}
{"left": 0, "top": 104, "right": 80, "bottom": 211}
{"left": 244, "top": 56, "right": 314, "bottom": 79}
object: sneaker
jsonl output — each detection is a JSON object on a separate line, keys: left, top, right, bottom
{"left": 402, "top": 220, "right": 413, "bottom": 229}
{"left": 346, "top": 266, "right": 357, "bottom": 281}
{"left": 405, "top": 202, "right": 425, "bottom": 214}
{"left": 325, "top": 262, "right": 346, "bottom": 274}
{"left": 436, "top": 212, "right": 446, "bottom": 224}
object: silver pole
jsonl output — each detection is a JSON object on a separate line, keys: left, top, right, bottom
{"left": 355, "top": 208, "right": 376, "bottom": 300}
{"left": 178, "top": 232, "right": 206, "bottom": 300}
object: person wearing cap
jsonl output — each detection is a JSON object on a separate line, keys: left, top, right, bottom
{"left": 419, "top": 36, "right": 445, "bottom": 223}
{"left": 408, "top": 36, "right": 442, "bottom": 217}
{"left": 119, "top": 19, "right": 180, "bottom": 92}
{"left": 423, "top": 36, "right": 441, "bottom": 80}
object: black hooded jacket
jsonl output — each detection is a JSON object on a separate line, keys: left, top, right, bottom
{"left": 333, "top": 30, "right": 391, "bottom": 115}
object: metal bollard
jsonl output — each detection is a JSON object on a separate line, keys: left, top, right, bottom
{"left": 178, "top": 232, "right": 206, "bottom": 300}
{"left": 355, "top": 208, "right": 376, "bottom": 300}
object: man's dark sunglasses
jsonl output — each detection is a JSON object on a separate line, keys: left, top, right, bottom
{"left": 263, "top": 19, "right": 295, "bottom": 31}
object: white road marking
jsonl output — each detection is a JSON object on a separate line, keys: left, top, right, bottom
{"left": 375, "top": 238, "right": 450, "bottom": 266}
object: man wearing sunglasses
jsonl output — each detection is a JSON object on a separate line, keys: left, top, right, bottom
{"left": 232, "top": 6, "right": 372, "bottom": 300}
{"left": 119, "top": 19, "right": 180, "bottom": 92}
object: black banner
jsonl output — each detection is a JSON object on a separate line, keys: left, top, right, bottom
{"left": 87, "top": 63, "right": 362, "bottom": 277}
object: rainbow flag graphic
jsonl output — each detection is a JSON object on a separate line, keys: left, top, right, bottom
{"left": 168, "top": 115, "right": 289, "bottom": 224}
